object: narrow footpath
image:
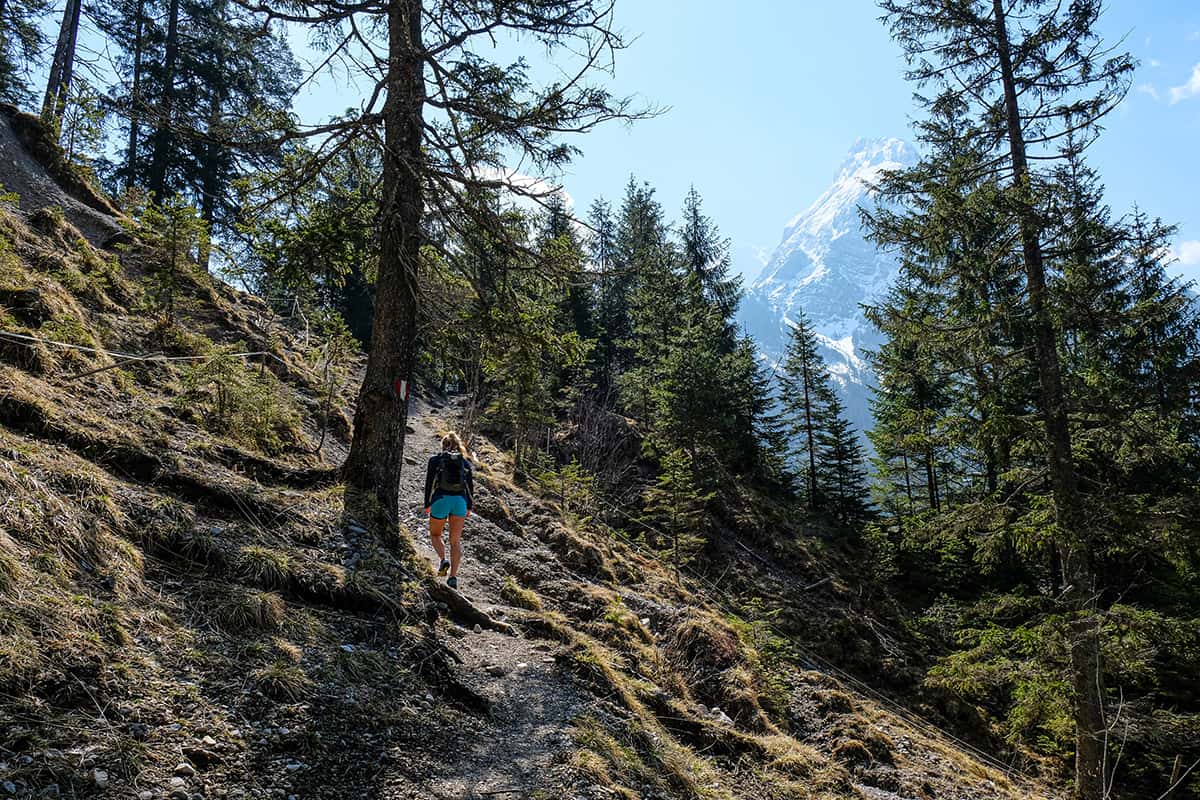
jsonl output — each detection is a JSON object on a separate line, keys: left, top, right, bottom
{"left": 382, "top": 398, "right": 591, "bottom": 799}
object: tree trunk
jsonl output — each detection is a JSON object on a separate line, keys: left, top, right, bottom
{"left": 991, "top": 2, "right": 1105, "bottom": 797}
{"left": 198, "top": 69, "right": 223, "bottom": 272}
{"left": 124, "top": 0, "right": 146, "bottom": 191}
{"left": 924, "top": 446, "right": 939, "bottom": 513}
{"left": 801, "top": 361, "right": 818, "bottom": 509}
{"left": 901, "top": 452, "right": 913, "bottom": 508}
{"left": 148, "top": 0, "right": 181, "bottom": 198}
{"left": 41, "top": 0, "right": 82, "bottom": 131}
{"left": 342, "top": 0, "right": 424, "bottom": 522}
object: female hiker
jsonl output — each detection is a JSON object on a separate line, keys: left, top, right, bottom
{"left": 423, "top": 432, "right": 474, "bottom": 590}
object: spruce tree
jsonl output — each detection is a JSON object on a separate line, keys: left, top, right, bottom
{"left": 679, "top": 186, "right": 740, "bottom": 345}
{"left": 878, "top": 4, "right": 1135, "bottom": 791}
{"left": 588, "top": 196, "right": 622, "bottom": 401}
{"left": 780, "top": 311, "right": 833, "bottom": 509}
{"left": 815, "top": 386, "right": 868, "bottom": 526}
{"left": 0, "top": 0, "right": 49, "bottom": 105}
{"left": 616, "top": 178, "right": 680, "bottom": 421}
{"left": 300, "top": 0, "right": 647, "bottom": 519}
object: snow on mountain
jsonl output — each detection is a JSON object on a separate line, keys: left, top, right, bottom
{"left": 739, "top": 137, "right": 918, "bottom": 439}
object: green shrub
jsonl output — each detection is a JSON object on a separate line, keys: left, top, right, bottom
{"left": 177, "top": 345, "right": 302, "bottom": 454}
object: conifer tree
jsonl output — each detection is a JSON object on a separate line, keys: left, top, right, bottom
{"left": 780, "top": 311, "right": 833, "bottom": 508}
{"left": 679, "top": 186, "right": 740, "bottom": 345}
{"left": 617, "top": 178, "right": 680, "bottom": 421}
{"left": 816, "top": 387, "right": 868, "bottom": 525}
{"left": 878, "top": 1, "right": 1176, "bottom": 796}
{"left": 98, "top": 0, "right": 298, "bottom": 246}
{"left": 252, "top": 0, "right": 648, "bottom": 519}
{"left": 237, "top": 137, "right": 380, "bottom": 342}
{"left": 537, "top": 194, "right": 595, "bottom": 380}
{"left": 588, "top": 196, "right": 622, "bottom": 400}
{"left": 0, "top": 0, "right": 49, "bottom": 104}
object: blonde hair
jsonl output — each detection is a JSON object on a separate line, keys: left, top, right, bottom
{"left": 441, "top": 431, "right": 468, "bottom": 458}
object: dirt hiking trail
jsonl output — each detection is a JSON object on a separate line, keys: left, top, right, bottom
{"left": 384, "top": 398, "right": 592, "bottom": 799}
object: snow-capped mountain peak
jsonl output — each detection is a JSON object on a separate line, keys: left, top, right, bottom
{"left": 739, "top": 138, "right": 917, "bottom": 439}
{"left": 768, "top": 137, "right": 917, "bottom": 286}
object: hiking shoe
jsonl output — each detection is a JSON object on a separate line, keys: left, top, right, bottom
{"left": 447, "top": 576, "right": 458, "bottom": 590}
{"left": 437, "top": 559, "right": 450, "bottom": 577}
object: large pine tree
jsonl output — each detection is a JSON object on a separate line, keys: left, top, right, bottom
{"left": 875, "top": 3, "right": 1198, "bottom": 795}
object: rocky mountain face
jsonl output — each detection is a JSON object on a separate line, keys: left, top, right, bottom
{"left": 739, "top": 138, "right": 918, "bottom": 438}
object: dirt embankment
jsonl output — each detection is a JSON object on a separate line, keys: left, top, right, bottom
{"left": 0, "top": 104, "right": 124, "bottom": 247}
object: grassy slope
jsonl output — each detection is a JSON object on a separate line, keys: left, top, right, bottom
{"left": 0, "top": 199, "right": 1062, "bottom": 800}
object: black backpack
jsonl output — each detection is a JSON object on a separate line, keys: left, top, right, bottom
{"left": 436, "top": 453, "right": 466, "bottom": 494}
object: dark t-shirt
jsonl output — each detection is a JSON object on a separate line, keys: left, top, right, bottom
{"left": 423, "top": 452, "right": 474, "bottom": 509}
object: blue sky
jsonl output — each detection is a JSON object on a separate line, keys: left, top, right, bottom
{"left": 293, "top": 1, "right": 1197, "bottom": 284}
{"left": 504, "top": 1, "right": 1198, "bottom": 283}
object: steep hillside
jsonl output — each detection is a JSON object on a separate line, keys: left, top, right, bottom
{"left": 0, "top": 149, "right": 1059, "bottom": 800}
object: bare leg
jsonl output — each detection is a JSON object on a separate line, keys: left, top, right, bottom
{"left": 447, "top": 515, "right": 465, "bottom": 577}
{"left": 429, "top": 516, "right": 447, "bottom": 564}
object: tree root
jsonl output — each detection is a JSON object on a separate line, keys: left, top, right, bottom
{"left": 424, "top": 577, "right": 515, "bottom": 635}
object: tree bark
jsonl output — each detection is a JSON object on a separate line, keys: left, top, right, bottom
{"left": 198, "top": 65, "right": 223, "bottom": 272}
{"left": 991, "top": 2, "right": 1105, "bottom": 797}
{"left": 148, "top": 0, "right": 181, "bottom": 198}
{"left": 342, "top": 0, "right": 424, "bottom": 522}
{"left": 41, "top": 0, "right": 82, "bottom": 131}
{"left": 124, "top": 0, "right": 146, "bottom": 191}
{"left": 801, "top": 360, "right": 818, "bottom": 509}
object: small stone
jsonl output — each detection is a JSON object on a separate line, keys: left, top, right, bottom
{"left": 423, "top": 692, "right": 434, "bottom": 702}
{"left": 138, "top": 792, "right": 154, "bottom": 800}
{"left": 201, "top": 735, "right": 217, "bottom": 747}
{"left": 284, "top": 762, "right": 304, "bottom": 772}
{"left": 2, "top": 782, "right": 16, "bottom": 795}
{"left": 175, "top": 763, "right": 196, "bottom": 778}
{"left": 515, "top": 662, "right": 527, "bottom": 669}
{"left": 485, "top": 664, "right": 507, "bottom": 677}
{"left": 169, "top": 790, "right": 188, "bottom": 800}
{"left": 541, "top": 656, "right": 556, "bottom": 663}
{"left": 92, "top": 770, "right": 109, "bottom": 789}
{"left": 340, "top": 644, "right": 355, "bottom": 653}
{"left": 639, "top": 617, "right": 650, "bottom": 626}
{"left": 473, "top": 624, "right": 483, "bottom": 634}
{"left": 170, "top": 777, "right": 186, "bottom": 788}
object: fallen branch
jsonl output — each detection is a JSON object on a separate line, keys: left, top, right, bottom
{"left": 424, "top": 577, "right": 515, "bottom": 636}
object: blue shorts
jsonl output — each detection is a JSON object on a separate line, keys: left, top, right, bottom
{"left": 430, "top": 495, "right": 468, "bottom": 520}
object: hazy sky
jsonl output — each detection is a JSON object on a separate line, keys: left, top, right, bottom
{"left": 288, "top": 2, "right": 1200, "bottom": 283}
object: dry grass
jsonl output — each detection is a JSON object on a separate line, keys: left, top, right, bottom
{"left": 253, "top": 660, "right": 312, "bottom": 700}
{"left": 214, "top": 589, "right": 286, "bottom": 633}
{"left": 237, "top": 546, "right": 293, "bottom": 590}
{"left": 500, "top": 575, "right": 542, "bottom": 610}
